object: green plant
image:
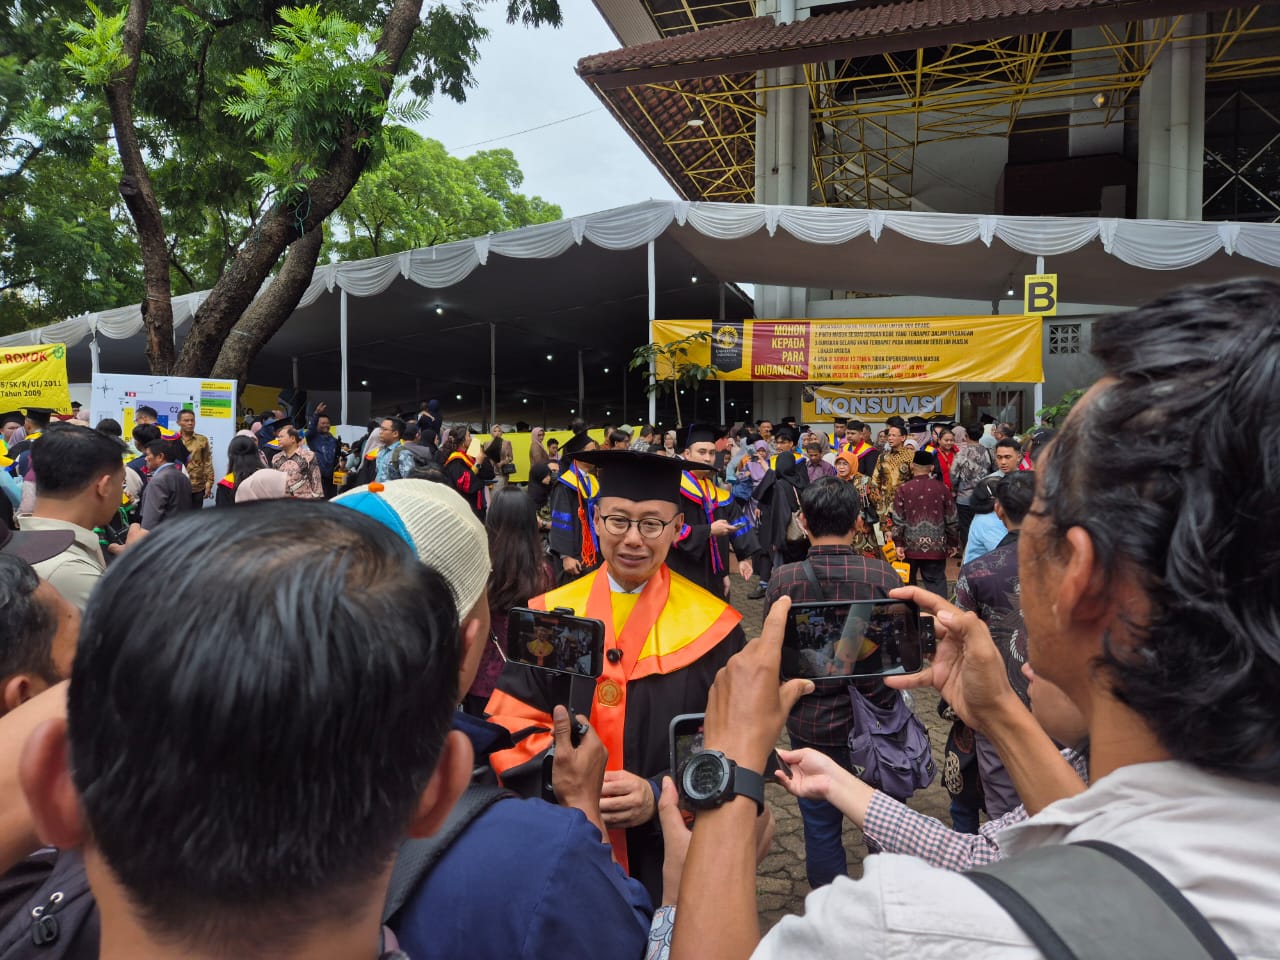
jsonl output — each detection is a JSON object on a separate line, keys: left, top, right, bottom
{"left": 1036, "top": 387, "right": 1085, "bottom": 427}
{"left": 629, "top": 331, "right": 720, "bottom": 428}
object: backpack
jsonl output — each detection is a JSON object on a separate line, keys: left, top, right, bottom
{"left": 0, "top": 850, "right": 98, "bottom": 960}
{"left": 399, "top": 444, "right": 436, "bottom": 477}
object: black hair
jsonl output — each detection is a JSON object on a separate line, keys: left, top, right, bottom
{"left": 569, "top": 416, "right": 586, "bottom": 435}
{"left": 226, "top": 436, "right": 263, "bottom": 485}
{"left": 995, "top": 437, "right": 1021, "bottom": 453}
{"left": 1033, "top": 278, "right": 1280, "bottom": 784}
{"left": 965, "top": 423, "right": 984, "bottom": 443}
{"left": 382, "top": 416, "right": 405, "bottom": 438}
{"left": 799, "top": 477, "right": 860, "bottom": 538}
{"left": 68, "top": 502, "right": 460, "bottom": 949}
{"left": 135, "top": 406, "right": 159, "bottom": 420}
{"left": 94, "top": 419, "right": 122, "bottom": 438}
{"left": 402, "top": 421, "right": 420, "bottom": 441}
{"left": 608, "top": 430, "right": 629, "bottom": 446}
{"left": 994, "top": 471, "right": 1035, "bottom": 525}
{"left": 0, "top": 555, "right": 58, "bottom": 686}
{"left": 32, "top": 424, "right": 127, "bottom": 495}
{"left": 849, "top": 420, "right": 867, "bottom": 433}
{"left": 438, "top": 425, "right": 468, "bottom": 457}
{"left": 131, "top": 423, "right": 161, "bottom": 449}
{"left": 485, "top": 489, "right": 551, "bottom": 614}
{"left": 144, "top": 438, "right": 185, "bottom": 464}
{"left": 176, "top": 409, "right": 195, "bottom": 420}
{"left": 546, "top": 437, "right": 559, "bottom": 449}
{"left": 886, "top": 416, "right": 905, "bottom": 431}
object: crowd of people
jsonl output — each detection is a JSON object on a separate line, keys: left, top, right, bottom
{"left": 0, "top": 278, "right": 1277, "bottom": 960}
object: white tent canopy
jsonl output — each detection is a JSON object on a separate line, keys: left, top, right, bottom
{"left": 8, "top": 200, "right": 1279, "bottom": 413}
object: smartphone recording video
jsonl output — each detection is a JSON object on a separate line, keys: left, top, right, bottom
{"left": 782, "top": 600, "right": 928, "bottom": 681}
{"left": 505, "top": 608, "right": 606, "bottom": 678}
{"left": 670, "top": 713, "right": 790, "bottom": 786}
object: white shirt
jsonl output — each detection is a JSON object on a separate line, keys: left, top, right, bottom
{"left": 753, "top": 761, "right": 1280, "bottom": 960}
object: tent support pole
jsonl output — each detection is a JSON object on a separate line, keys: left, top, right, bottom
{"left": 577, "top": 350, "right": 585, "bottom": 419}
{"left": 648, "top": 241, "right": 657, "bottom": 426}
{"left": 292, "top": 356, "right": 299, "bottom": 390}
{"left": 490, "top": 322, "right": 497, "bottom": 429}
{"left": 1034, "top": 382, "right": 1044, "bottom": 426}
{"left": 718, "top": 283, "right": 727, "bottom": 424}
{"left": 339, "top": 289, "right": 349, "bottom": 425}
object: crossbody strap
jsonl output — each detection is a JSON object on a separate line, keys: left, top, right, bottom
{"left": 382, "top": 782, "right": 511, "bottom": 925}
{"left": 800, "top": 560, "right": 825, "bottom": 601}
{"left": 967, "top": 840, "right": 1236, "bottom": 960}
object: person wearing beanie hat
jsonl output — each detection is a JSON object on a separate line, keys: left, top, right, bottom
{"left": 666, "top": 424, "right": 762, "bottom": 598}
{"left": 333, "top": 478, "right": 653, "bottom": 960}
{"left": 548, "top": 431, "right": 601, "bottom": 582}
{"left": 888, "top": 449, "right": 958, "bottom": 597}
{"left": 486, "top": 449, "right": 750, "bottom": 907}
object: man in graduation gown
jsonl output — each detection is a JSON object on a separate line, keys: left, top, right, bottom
{"left": 667, "top": 423, "right": 761, "bottom": 598}
{"left": 548, "top": 431, "right": 601, "bottom": 583}
{"left": 4, "top": 407, "right": 53, "bottom": 479}
{"left": 485, "top": 450, "right": 747, "bottom": 904}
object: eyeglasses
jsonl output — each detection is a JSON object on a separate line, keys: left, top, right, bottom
{"left": 600, "top": 514, "right": 675, "bottom": 539}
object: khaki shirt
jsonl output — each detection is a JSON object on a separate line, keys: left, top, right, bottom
{"left": 181, "top": 431, "right": 213, "bottom": 493}
{"left": 22, "top": 516, "right": 106, "bottom": 612}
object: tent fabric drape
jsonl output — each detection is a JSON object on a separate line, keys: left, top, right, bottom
{"left": 5, "top": 200, "right": 1280, "bottom": 350}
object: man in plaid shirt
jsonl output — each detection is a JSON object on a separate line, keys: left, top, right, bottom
{"left": 764, "top": 477, "right": 903, "bottom": 888}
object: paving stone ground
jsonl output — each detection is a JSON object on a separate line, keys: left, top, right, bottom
{"left": 724, "top": 568, "right": 960, "bottom": 934}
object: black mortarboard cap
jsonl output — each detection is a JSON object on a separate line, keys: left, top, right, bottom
{"left": 906, "top": 416, "right": 928, "bottom": 431}
{"left": 0, "top": 411, "right": 23, "bottom": 426}
{"left": 913, "top": 450, "right": 936, "bottom": 467}
{"left": 832, "top": 417, "right": 849, "bottom": 426}
{"left": 773, "top": 425, "right": 799, "bottom": 445}
{"left": 680, "top": 423, "right": 721, "bottom": 449}
{"left": 24, "top": 407, "right": 53, "bottom": 428}
{"left": 572, "top": 450, "right": 683, "bottom": 505}
{"left": 780, "top": 416, "right": 797, "bottom": 426}
{"left": 561, "top": 431, "right": 597, "bottom": 459}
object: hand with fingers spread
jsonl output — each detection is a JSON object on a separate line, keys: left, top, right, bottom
{"left": 775, "top": 748, "right": 876, "bottom": 829}
{"left": 881, "top": 585, "right": 1022, "bottom": 734}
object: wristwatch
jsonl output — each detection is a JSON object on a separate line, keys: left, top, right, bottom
{"left": 678, "top": 750, "right": 765, "bottom": 815}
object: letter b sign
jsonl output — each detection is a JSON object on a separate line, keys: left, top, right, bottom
{"left": 1024, "top": 274, "right": 1058, "bottom": 316}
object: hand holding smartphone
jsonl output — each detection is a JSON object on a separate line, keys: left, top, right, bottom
{"left": 505, "top": 607, "right": 606, "bottom": 678}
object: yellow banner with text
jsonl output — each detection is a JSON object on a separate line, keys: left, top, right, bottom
{"left": 0, "top": 343, "right": 71, "bottom": 412}
{"left": 801, "top": 383, "right": 959, "bottom": 423}
{"left": 652, "top": 316, "right": 1043, "bottom": 383}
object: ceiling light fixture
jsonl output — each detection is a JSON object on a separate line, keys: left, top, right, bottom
{"left": 1092, "top": 92, "right": 1107, "bottom": 109}
{"left": 360, "top": 379, "right": 369, "bottom": 386}
{"left": 455, "top": 393, "right": 462, "bottom": 400}
{"left": 435, "top": 306, "right": 444, "bottom": 316}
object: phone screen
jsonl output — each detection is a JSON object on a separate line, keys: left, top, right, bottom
{"left": 669, "top": 714, "right": 706, "bottom": 774}
{"left": 505, "top": 608, "right": 606, "bottom": 679}
{"left": 782, "top": 600, "right": 925, "bottom": 680}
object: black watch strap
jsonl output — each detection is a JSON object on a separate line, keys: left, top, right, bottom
{"left": 729, "top": 764, "right": 766, "bottom": 815}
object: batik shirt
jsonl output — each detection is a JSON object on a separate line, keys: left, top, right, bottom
{"left": 870, "top": 448, "right": 914, "bottom": 508}
{"left": 891, "top": 476, "right": 957, "bottom": 560}
{"left": 955, "top": 531, "right": 1027, "bottom": 704}
{"left": 950, "top": 442, "right": 992, "bottom": 503}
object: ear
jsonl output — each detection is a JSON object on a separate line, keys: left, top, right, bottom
{"left": 1056, "top": 526, "right": 1111, "bottom": 629}
{"left": 3, "top": 675, "right": 39, "bottom": 714}
{"left": 19, "top": 718, "right": 87, "bottom": 849}
{"left": 405, "top": 730, "right": 474, "bottom": 839}
{"left": 94, "top": 473, "right": 114, "bottom": 500}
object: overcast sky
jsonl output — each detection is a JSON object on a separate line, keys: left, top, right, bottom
{"left": 411, "top": 0, "right": 678, "bottom": 217}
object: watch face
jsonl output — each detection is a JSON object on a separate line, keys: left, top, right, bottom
{"left": 681, "top": 751, "right": 729, "bottom": 804}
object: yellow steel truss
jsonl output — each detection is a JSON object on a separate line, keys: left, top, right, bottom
{"left": 608, "top": 6, "right": 1280, "bottom": 208}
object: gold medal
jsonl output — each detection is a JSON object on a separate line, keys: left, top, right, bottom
{"left": 597, "top": 678, "right": 624, "bottom": 707}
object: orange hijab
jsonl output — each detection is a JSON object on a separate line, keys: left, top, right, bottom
{"left": 835, "top": 450, "right": 859, "bottom": 478}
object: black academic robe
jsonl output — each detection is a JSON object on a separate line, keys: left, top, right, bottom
{"left": 484, "top": 565, "right": 746, "bottom": 906}
{"left": 667, "top": 469, "right": 762, "bottom": 596}
{"left": 547, "top": 465, "right": 601, "bottom": 580}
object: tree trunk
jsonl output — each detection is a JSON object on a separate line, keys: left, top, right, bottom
{"left": 171, "top": 0, "right": 426, "bottom": 378}
{"left": 209, "top": 226, "right": 324, "bottom": 386}
{"left": 107, "top": 0, "right": 175, "bottom": 374}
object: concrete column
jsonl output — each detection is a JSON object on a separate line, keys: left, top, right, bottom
{"left": 1137, "top": 16, "right": 1206, "bottom": 220}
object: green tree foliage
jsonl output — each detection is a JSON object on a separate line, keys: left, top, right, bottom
{"left": 629, "top": 331, "right": 720, "bottom": 428}
{"left": 325, "top": 130, "right": 561, "bottom": 260}
{"left": 0, "top": 0, "right": 561, "bottom": 376}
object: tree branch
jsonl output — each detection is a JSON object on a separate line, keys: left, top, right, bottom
{"left": 106, "top": 0, "right": 175, "bottom": 373}
{"left": 172, "top": 0, "right": 427, "bottom": 377}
